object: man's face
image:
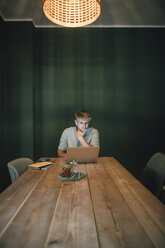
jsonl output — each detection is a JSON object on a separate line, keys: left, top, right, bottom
{"left": 75, "top": 118, "right": 89, "bottom": 132}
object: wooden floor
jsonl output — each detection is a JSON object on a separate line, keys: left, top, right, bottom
{"left": 0, "top": 0, "right": 165, "bottom": 27}
{"left": 0, "top": 157, "right": 165, "bottom": 248}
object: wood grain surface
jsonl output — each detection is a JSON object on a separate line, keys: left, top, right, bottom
{"left": 0, "top": 157, "right": 165, "bottom": 248}
{"left": 0, "top": 169, "right": 44, "bottom": 236}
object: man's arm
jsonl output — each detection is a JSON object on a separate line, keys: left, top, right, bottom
{"left": 75, "top": 128, "right": 91, "bottom": 147}
{"left": 57, "top": 129, "right": 68, "bottom": 160}
{"left": 76, "top": 135, "right": 91, "bottom": 147}
{"left": 76, "top": 128, "right": 100, "bottom": 147}
{"left": 57, "top": 149, "right": 67, "bottom": 161}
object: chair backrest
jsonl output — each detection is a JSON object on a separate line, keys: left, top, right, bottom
{"left": 139, "top": 152, "right": 165, "bottom": 199}
{"left": 7, "top": 157, "right": 34, "bottom": 183}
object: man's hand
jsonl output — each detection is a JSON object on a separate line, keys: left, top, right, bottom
{"left": 76, "top": 128, "right": 90, "bottom": 147}
{"left": 76, "top": 128, "right": 85, "bottom": 142}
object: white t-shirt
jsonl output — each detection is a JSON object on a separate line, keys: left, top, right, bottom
{"left": 58, "top": 126, "right": 100, "bottom": 152}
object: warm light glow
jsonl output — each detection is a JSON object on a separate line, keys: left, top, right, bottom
{"left": 43, "top": 0, "right": 101, "bottom": 27}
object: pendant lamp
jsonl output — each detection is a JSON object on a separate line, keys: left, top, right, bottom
{"left": 43, "top": 0, "right": 101, "bottom": 27}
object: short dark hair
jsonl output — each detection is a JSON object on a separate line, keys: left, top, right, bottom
{"left": 75, "top": 110, "right": 92, "bottom": 121}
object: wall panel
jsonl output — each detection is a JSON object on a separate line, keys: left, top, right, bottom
{"left": 0, "top": 20, "right": 165, "bottom": 191}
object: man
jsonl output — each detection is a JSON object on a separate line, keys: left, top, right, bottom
{"left": 57, "top": 110, "right": 100, "bottom": 160}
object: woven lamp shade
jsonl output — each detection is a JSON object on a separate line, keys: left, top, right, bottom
{"left": 43, "top": 0, "right": 101, "bottom": 27}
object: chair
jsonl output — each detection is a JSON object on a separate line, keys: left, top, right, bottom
{"left": 7, "top": 157, "right": 34, "bottom": 183}
{"left": 139, "top": 152, "right": 165, "bottom": 201}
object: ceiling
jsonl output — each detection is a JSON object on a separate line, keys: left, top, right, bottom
{"left": 0, "top": 0, "right": 165, "bottom": 28}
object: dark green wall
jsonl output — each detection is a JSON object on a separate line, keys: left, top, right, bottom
{"left": 1, "top": 17, "right": 165, "bottom": 192}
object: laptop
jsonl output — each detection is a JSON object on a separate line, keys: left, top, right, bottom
{"left": 66, "top": 146, "right": 100, "bottom": 163}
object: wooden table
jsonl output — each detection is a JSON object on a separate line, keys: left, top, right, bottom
{"left": 0, "top": 157, "right": 165, "bottom": 248}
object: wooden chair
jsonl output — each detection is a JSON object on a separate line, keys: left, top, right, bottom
{"left": 139, "top": 152, "right": 165, "bottom": 202}
{"left": 7, "top": 157, "right": 34, "bottom": 183}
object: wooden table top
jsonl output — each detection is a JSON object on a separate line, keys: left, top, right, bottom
{"left": 0, "top": 157, "right": 165, "bottom": 248}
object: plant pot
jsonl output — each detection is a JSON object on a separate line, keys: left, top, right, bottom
{"left": 61, "top": 168, "right": 71, "bottom": 177}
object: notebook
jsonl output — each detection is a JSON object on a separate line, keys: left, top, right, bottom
{"left": 66, "top": 146, "right": 100, "bottom": 163}
{"left": 28, "top": 161, "right": 54, "bottom": 170}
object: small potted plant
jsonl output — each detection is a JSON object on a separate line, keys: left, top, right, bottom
{"left": 61, "top": 164, "right": 72, "bottom": 177}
